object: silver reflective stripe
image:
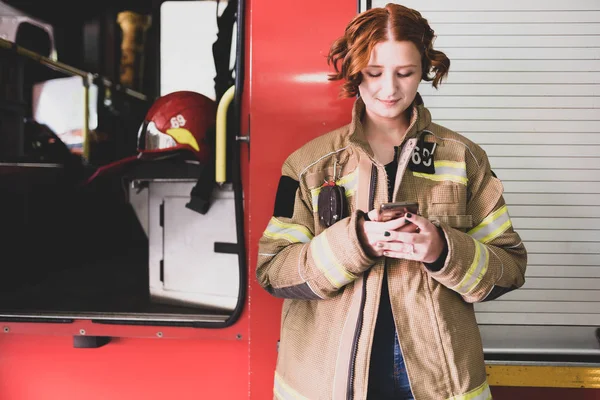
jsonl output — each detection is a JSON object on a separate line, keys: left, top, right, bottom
{"left": 271, "top": 283, "right": 321, "bottom": 300}
{"left": 310, "top": 232, "right": 356, "bottom": 288}
{"left": 453, "top": 239, "right": 489, "bottom": 295}
{"left": 263, "top": 217, "right": 313, "bottom": 243}
{"left": 469, "top": 205, "right": 512, "bottom": 244}
{"left": 413, "top": 160, "right": 467, "bottom": 185}
{"left": 274, "top": 372, "right": 311, "bottom": 400}
{"left": 446, "top": 381, "right": 492, "bottom": 400}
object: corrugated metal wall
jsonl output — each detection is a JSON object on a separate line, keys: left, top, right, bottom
{"left": 369, "top": 0, "right": 600, "bottom": 328}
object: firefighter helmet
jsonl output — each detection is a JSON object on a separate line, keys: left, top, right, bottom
{"left": 85, "top": 90, "right": 216, "bottom": 185}
{"left": 137, "top": 90, "right": 217, "bottom": 163}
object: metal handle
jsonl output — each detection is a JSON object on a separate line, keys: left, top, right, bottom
{"left": 216, "top": 85, "right": 235, "bottom": 184}
{"left": 0, "top": 38, "right": 147, "bottom": 100}
{"left": 0, "top": 37, "right": 149, "bottom": 163}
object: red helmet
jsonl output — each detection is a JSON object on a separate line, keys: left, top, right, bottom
{"left": 137, "top": 90, "right": 217, "bottom": 163}
{"left": 85, "top": 91, "right": 216, "bottom": 184}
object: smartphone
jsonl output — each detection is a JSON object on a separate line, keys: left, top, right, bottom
{"left": 379, "top": 201, "right": 419, "bottom": 222}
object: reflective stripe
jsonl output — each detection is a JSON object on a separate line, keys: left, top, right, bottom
{"left": 447, "top": 380, "right": 492, "bottom": 400}
{"left": 468, "top": 205, "right": 512, "bottom": 244}
{"left": 271, "top": 282, "right": 321, "bottom": 300}
{"left": 274, "top": 372, "right": 311, "bottom": 400}
{"left": 310, "top": 170, "right": 358, "bottom": 212}
{"left": 310, "top": 232, "right": 356, "bottom": 288}
{"left": 453, "top": 238, "right": 489, "bottom": 295}
{"left": 263, "top": 217, "right": 313, "bottom": 243}
{"left": 412, "top": 160, "right": 467, "bottom": 185}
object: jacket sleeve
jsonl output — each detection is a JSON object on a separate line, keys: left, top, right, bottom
{"left": 425, "top": 150, "right": 528, "bottom": 303}
{"left": 256, "top": 160, "right": 377, "bottom": 300}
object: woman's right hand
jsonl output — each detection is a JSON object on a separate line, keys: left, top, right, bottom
{"left": 358, "top": 209, "right": 416, "bottom": 257}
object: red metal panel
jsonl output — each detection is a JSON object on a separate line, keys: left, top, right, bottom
{"left": 0, "top": 335, "right": 247, "bottom": 400}
{"left": 246, "top": 0, "right": 356, "bottom": 398}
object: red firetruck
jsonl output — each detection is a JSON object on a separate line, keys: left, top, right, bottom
{"left": 0, "top": 0, "right": 598, "bottom": 398}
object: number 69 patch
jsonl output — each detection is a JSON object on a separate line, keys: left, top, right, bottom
{"left": 408, "top": 137, "right": 436, "bottom": 174}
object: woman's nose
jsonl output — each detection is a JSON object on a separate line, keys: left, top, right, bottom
{"left": 380, "top": 73, "right": 398, "bottom": 97}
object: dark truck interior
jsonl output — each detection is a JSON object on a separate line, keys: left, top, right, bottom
{"left": 0, "top": 0, "right": 243, "bottom": 326}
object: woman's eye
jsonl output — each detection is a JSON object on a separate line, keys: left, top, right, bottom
{"left": 366, "top": 72, "right": 381, "bottom": 78}
{"left": 398, "top": 72, "right": 413, "bottom": 78}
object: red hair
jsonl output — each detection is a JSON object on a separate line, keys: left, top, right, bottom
{"left": 327, "top": 3, "right": 450, "bottom": 97}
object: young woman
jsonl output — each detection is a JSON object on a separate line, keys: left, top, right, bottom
{"left": 257, "top": 4, "right": 527, "bottom": 399}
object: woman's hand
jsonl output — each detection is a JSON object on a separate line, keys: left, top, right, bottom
{"left": 370, "top": 213, "right": 447, "bottom": 263}
{"left": 358, "top": 210, "right": 410, "bottom": 257}
{"left": 358, "top": 209, "right": 420, "bottom": 258}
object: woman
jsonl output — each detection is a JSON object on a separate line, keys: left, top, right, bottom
{"left": 256, "top": 3, "right": 527, "bottom": 400}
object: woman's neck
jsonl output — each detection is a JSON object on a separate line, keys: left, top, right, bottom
{"left": 362, "top": 108, "right": 412, "bottom": 164}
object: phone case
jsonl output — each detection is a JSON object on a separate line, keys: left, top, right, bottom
{"left": 318, "top": 184, "right": 348, "bottom": 227}
{"left": 379, "top": 202, "right": 419, "bottom": 222}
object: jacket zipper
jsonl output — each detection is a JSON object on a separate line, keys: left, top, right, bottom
{"left": 368, "top": 164, "right": 377, "bottom": 211}
{"left": 347, "top": 164, "right": 378, "bottom": 400}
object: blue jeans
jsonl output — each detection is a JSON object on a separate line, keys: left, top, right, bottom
{"left": 367, "top": 331, "right": 414, "bottom": 400}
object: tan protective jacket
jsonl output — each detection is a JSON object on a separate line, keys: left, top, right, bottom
{"left": 256, "top": 95, "right": 527, "bottom": 400}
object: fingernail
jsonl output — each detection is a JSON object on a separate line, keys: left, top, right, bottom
{"left": 384, "top": 231, "right": 391, "bottom": 237}
{"left": 406, "top": 213, "right": 412, "bottom": 218}
{"left": 383, "top": 251, "right": 389, "bottom": 256}
{"left": 377, "top": 243, "right": 384, "bottom": 248}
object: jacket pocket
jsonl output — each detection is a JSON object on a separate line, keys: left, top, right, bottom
{"left": 429, "top": 183, "right": 460, "bottom": 204}
{"left": 427, "top": 183, "right": 467, "bottom": 213}
{"left": 428, "top": 214, "right": 473, "bottom": 229}
{"left": 281, "top": 299, "right": 301, "bottom": 334}
{"left": 281, "top": 299, "right": 295, "bottom": 325}
{"left": 426, "top": 183, "right": 472, "bottom": 229}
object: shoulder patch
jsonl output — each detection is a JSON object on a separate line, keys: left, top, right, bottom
{"left": 274, "top": 176, "right": 299, "bottom": 218}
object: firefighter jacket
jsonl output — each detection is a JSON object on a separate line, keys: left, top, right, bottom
{"left": 256, "top": 94, "right": 528, "bottom": 400}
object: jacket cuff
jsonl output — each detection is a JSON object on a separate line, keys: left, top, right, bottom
{"left": 424, "top": 222, "right": 499, "bottom": 296}
{"left": 324, "top": 209, "right": 377, "bottom": 275}
{"left": 423, "top": 227, "right": 448, "bottom": 272}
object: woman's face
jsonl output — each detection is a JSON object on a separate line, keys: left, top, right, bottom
{"left": 358, "top": 40, "right": 422, "bottom": 122}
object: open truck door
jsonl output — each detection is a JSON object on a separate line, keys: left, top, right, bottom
{"left": 0, "top": 0, "right": 246, "bottom": 336}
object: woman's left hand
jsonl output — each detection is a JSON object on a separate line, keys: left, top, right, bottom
{"left": 374, "top": 213, "right": 447, "bottom": 263}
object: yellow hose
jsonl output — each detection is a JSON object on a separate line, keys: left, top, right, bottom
{"left": 216, "top": 85, "right": 235, "bottom": 184}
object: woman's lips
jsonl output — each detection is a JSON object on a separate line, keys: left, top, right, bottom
{"left": 378, "top": 99, "right": 399, "bottom": 107}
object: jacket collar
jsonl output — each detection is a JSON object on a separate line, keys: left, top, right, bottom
{"left": 348, "top": 93, "right": 432, "bottom": 158}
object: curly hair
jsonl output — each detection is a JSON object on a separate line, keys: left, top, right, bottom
{"left": 327, "top": 3, "right": 450, "bottom": 98}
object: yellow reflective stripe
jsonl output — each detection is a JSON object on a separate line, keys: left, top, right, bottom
{"left": 274, "top": 372, "right": 311, "bottom": 400}
{"left": 436, "top": 160, "right": 466, "bottom": 169}
{"left": 310, "top": 170, "right": 358, "bottom": 212}
{"left": 264, "top": 217, "right": 313, "bottom": 243}
{"left": 447, "top": 381, "right": 492, "bottom": 400}
{"left": 453, "top": 239, "right": 489, "bottom": 295}
{"left": 468, "top": 205, "right": 512, "bottom": 244}
{"left": 310, "top": 232, "right": 356, "bottom": 288}
{"left": 337, "top": 169, "right": 358, "bottom": 190}
{"left": 413, "top": 172, "right": 467, "bottom": 185}
{"left": 412, "top": 160, "right": 467, "bottom": 185}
